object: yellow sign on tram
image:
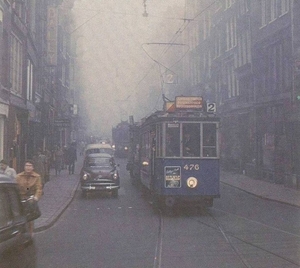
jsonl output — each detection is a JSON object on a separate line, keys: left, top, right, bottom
{"left": 175, "top": 96, "right": 203, "bottom": 109}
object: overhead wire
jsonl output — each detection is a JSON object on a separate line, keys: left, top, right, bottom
{"left": 73, "top": 1, "right": 219, "bottom": 120}
{"left": 135, "top": 0, "right": 219, "bottom": 116}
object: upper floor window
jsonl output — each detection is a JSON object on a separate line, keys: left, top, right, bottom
{"left": 26, "top": 59, "right": 34, "bottom": 101}
{"left": 226, "top": 16, "right": 237, "bottom": 51}
{"left": 189, "top": 24, "right": 198, "bottom": 50}
{"left": 225, "top": 60, "right": 238, "bottom": 98}
{"left": 261, "top": 0, "right": 290, "bottom": 27}
{"left": 261, "top": 0, "right": 267, "bottom": 27}
{"left": 12, "top": 0, "right": 27, "bottom": 22}
{"left": 238, "top": 30, "right": 251, "bottom": 67}
{"left": 203, "top": 50, "right": 212, "bottom": 79}
{"left": 203, "top": 10, "right": 211, "bottom": 40}
{"left": 214, "top": 30, "right": 221, "bottom": 58}
{"left": 28, "top": 0, "right": 37, "bottom": 37}
{"left": 270, "top": 0, "right": 277, "bottom": 21}
{"left": 10, "top": 33, "right": 23, "bottom": 95}
{"left": 263, "top": 41, "right": 291, "bottom": 95}
{"left": 239, "top": 0, "right": 249, "bottom": 15}
{"left": 0, "top": 8, "right": 3, "bottom": 24}
{"left": 279, "top": 0, "right": 290, "bottom": 15}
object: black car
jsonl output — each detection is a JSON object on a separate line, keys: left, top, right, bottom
{"left": 0, "top": 175, "right": 36, "bottom": 268}
{"left": 80, "top": 153, "right": 120, "bottom": 197}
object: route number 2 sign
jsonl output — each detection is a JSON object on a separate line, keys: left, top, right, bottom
{"left": 207, "top": 103, "right": 216, "bottom": 113}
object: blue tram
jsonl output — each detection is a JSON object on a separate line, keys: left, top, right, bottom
{"left": 127, "top": 96, "right": 220, "bottom": 209}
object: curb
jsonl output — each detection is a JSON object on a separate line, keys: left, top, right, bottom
{"left": 34, "top": 180, "right": 80, "bottom": 233}
{"left": 221, "top": 181, "right": 300, "bottom": 209}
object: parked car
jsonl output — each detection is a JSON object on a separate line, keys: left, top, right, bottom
{"left": 80, "top": 153, "right": 120, "bottom": 197}
{"left": 84, "top": 143, "right": 114, "bottom": 157}
{"left": 0, "top": 174, "right": 36, "bottom": 267}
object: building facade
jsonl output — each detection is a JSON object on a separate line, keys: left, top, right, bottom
{"left": 0, "top": 0, "right": 77, "bottom": 172}
{"left": 183, "top": 0, "right": 299, "bottom": 188}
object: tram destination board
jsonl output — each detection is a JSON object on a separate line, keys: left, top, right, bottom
{"left": 175, "top": 96, "right": 203, "bottom": 109}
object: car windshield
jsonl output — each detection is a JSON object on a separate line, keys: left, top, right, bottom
{"left": 87, "top": 158, "right": 111, "bottom": 167}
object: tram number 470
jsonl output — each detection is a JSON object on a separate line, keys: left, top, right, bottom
{"left": 184, "top": 164, "right": 200, "bottom": 171}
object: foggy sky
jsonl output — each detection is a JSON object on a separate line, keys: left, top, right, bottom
{"left": 72, "top": 0, "right": 185, "bottom": 137}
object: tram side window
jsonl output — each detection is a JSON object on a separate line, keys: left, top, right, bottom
{"left": 166, "top": 123, "right": 180, "bottom": 157}
{"left": 182, "top": 123, "right": 200, "bottom": 157}
{"left": 203, "top": 123, "right": 217, "bottom": 157}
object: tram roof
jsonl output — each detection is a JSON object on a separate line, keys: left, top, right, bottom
{"left": 141, "top": 110, "right": 219, "bottom": 123}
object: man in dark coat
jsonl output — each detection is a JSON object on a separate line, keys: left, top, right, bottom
{"left": 67, "top": 142, "right": 77, "bottom": 174}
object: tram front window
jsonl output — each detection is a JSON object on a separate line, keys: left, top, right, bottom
{"left": 182, "top": 123, "right": 200, "bottom": 157}
{"left": 166, "top": 123, "right": 180, "bottom": 157}
{"left": 203, "top": 123, "right": 217, "bottom": 157}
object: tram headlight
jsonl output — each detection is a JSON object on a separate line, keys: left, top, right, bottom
{"left": 187, "top": 177, "right": 198, "bottom": 188}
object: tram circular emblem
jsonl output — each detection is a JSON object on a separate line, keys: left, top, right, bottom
{"left": 187, "top": 177, "right": 198, "bottom": 188}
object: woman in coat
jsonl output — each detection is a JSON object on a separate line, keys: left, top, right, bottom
{"left": 16, "top": 160, "right": 43, "bottom": 236}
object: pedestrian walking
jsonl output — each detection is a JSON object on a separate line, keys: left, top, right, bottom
{"left": 63, "top": 145, "right": 68, "bottom": 170}
{"left": 44, "top": 149, "right": 52, "bottom": 183}
{"left": 33, "top": 149, "right": 47, "bottom": 186}
{"left": 66, "top": 142, "right": 77, "bottom": 175}
{"left": 79, "top": 141, "right": 86, "bottom": 156}
{"left": 54, "top": 145, "right": 64, "bottom": 175}
{"left": 16, "top": 160, "right": 43, "bottom": 236}
{"left": 0, "top": 159, "right": 17, "bottom": 180}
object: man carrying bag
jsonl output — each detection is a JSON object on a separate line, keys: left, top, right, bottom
{"left": 16, "top": 160, "right": 43, "bottom": 237}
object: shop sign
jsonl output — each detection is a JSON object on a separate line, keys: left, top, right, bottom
{"left": 54, "top": 119, "right": 71, "bottom": 128}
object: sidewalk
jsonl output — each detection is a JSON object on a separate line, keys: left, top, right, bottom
{"left": 221, "top": 171, "right": 300, "bottom": 207}
{"left": 34, "top": 166, "right": 300, "bottom": 233}
{"left": 34, "top": 167, "right": 80, "bottom": 233}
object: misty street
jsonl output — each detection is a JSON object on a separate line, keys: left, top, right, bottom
{"left": 1, "top": 1, "right": 300, "bottom": 268}
{"left": 34, "top": 158, "right": 300, "bottom": 268}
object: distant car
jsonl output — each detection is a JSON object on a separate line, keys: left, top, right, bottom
{"left": 80, "top": 153, "right": 120, "bottom": 197}
{"left": 0, "top": 175, "right": 36, "bottom": 268}
{"left": 84, "top": 143, "right": 114, "bottom": 157}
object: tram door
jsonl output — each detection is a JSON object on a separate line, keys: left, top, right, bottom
{"left": 140, "top": 126, "right": 156, "bottom": 190}
{"left": 150, "top": 127, "right": 156, "bottom": 190}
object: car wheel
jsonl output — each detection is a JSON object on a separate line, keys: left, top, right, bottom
{"left": 111, "top": 189, "right": 118, "bottom": 198}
